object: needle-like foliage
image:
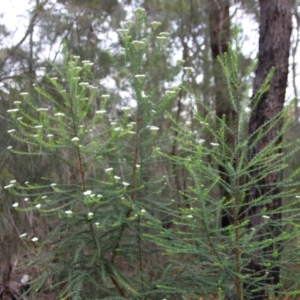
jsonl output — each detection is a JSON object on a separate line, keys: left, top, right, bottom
{"left": 5, "top": 8, "right": 300, "bottom": 300}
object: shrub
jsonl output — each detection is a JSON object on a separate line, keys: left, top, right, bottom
{"left": 5, "top": 8, "right": 300, "bottom": 300}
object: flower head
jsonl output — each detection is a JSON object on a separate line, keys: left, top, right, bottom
{"left": 176, "top": 59, "right": 185, "bottom": 66}
{"left": 166, "top": 90, "right": 176, "bottom": 96}
{"left": 132, "top": 40, "right": 145, "bottom": 50}
{"left": 121, "top": 106, "right": 131, "bottom": 111}
{"left": 183, "top": 67, "right": 194, "bottom": 75}
{"left": 151, "top": 21, "right": 161, "bottom": 31}
{"left": 156, "top": 36, "right": 167, "bottom": 45}
{"left": 7, "top": 109, "right": 19, "bottom": 113}
{"left": 83, "top": 190, "right": 92, "bottom": 196}
{"left": 125, "top": 20, "right": 134, "bottom": 28}
{"left": 159, "top": 32, "right": 170, "bottom": 37}
{"left": 4, "top": 184, "right": 13, "bottom": 189}
{"left": 87, "top": 212, "right": 94, "bottom": 220}
{"left": 200, "top": 121, "right": 209, "bottom": 125}
{"left": 116, "top": 29, "right": 129, "bottom": 38}
{"left": 79, "top": 82, "right": 89, "bottom": 87}
{"left": 134, "top": 7, "right": 145, "bottom": 17}
{"left": 95, "top": 110, "right": 106, "bottom": 114}
{"left": 148, "top": 126, "right": 159, "bottom": 131}
{"left": 135, "top": 74, "right": 146, "bottom": 83}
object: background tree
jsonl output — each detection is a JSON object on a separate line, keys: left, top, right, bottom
{"left": 245, "top": 0, "right": 292, "bottom": 299}
{"left": 208, "top": 0, "right": 235, "bottom": 229}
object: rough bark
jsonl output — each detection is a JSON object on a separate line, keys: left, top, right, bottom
{"left": 245, "top": 1, "right": 291, "bottom": 299}
{"left": 208, "top": 0, "right": 234, "bottom": 228}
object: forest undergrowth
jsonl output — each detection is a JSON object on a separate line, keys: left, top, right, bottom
{"left": 2, "top": 7, "right": 300, "bottom": 300}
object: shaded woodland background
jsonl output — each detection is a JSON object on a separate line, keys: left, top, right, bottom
{"left": 0, "top": 0, "right": 300, "bottom": 299}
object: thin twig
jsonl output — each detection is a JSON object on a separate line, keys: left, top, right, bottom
{"left": 0, "top": 0, "right": 49, "bottom": 71}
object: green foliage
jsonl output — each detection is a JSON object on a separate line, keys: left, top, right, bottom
{"left": 5, "top": 7, "right": 300, "bottom": 300}
{"left": 5, "top": 8, "right": 178, "bottom": 300}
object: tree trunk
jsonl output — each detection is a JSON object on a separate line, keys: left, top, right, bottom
{"left": 245, "top": 1, "right": 291, "bottom": 299}
{"left": 208, "top": 0, "right": 234, "bottom": 228}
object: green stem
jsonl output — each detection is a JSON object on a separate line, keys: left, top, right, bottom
{"left": 70, "top": 105, "right": 125, "bottom": 296}
{"left": 111, "top": 114, "right": 140, "bottom": 264}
